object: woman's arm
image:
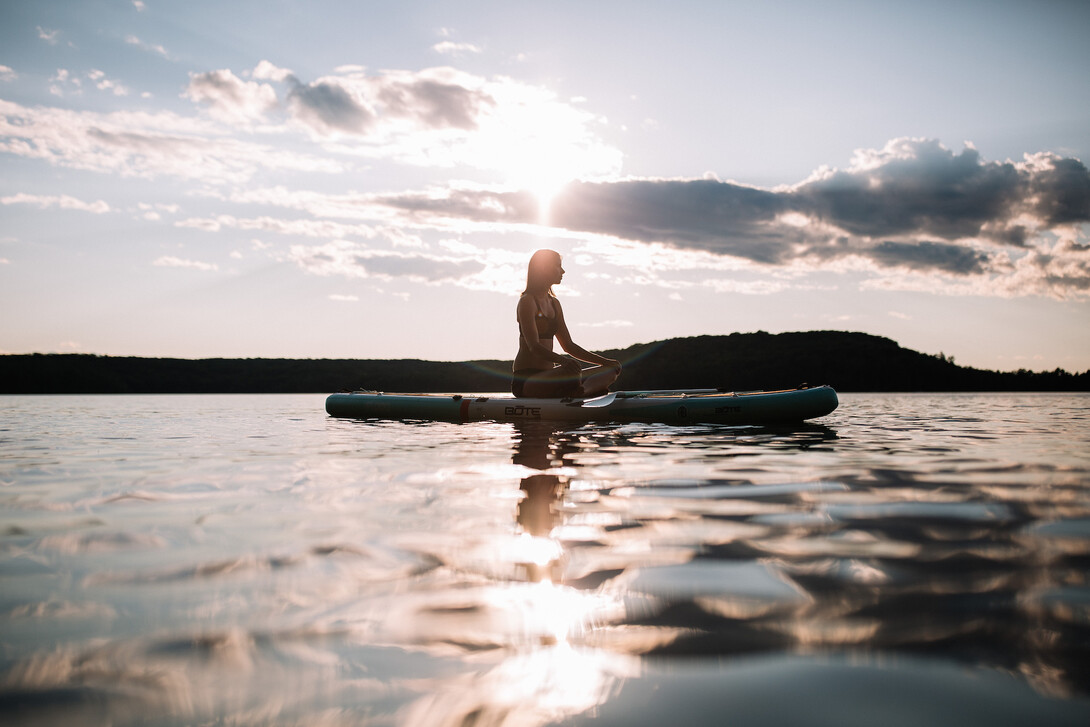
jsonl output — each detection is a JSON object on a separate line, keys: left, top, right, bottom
{"left": 553, "top": 300, "right": 622, "bottom": 369}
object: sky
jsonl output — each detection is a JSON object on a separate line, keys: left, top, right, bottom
{"left": 2, "top": 0, "right": 1089, "bottom": 373}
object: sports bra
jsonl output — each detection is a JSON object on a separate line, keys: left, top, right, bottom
{"left": 519, "top": 295, "right": 559, "bottom": 339}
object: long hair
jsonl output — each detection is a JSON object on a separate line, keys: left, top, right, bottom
{"left": 523, "top": 249, "right": 560, "bottom": 296}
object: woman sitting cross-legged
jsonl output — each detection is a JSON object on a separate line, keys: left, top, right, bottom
{"left": 511, "top": 249, "right": 621, "bottom": 399}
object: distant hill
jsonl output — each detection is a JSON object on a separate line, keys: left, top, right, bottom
{"left": 608, "top": 331, "right": 1088, "bottom": 392}
{"left": 1, "top": 331, "right": 1087, "bottom": 394}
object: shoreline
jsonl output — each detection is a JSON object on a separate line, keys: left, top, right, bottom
{"left": 3, "top": 331, "right": 1087, "bottom": 394}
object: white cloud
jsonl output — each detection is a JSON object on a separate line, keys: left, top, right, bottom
{"left": 138, "top": 202, "right": 180, "bottom": 215}
{"left": 184, "top": 69, "right": 278, "bottom": 124}
{"left": 583, "top": 319, "right": 635, "bottom": 328}
{"left": 328, "top": 294, "right": 359, "bottom": 302}
{"left": 49, "top": 68, "right": 81, "bottom": 97}
{"left": 176, "top": 213, "right": 377, "bottom": 239}
{"left": 153, "top": 256, "right": 219, "bottom": 272}
{"left": 202, "top": 64, "right": 621, "bottom": 183}
{"left": 133, "top": 1, "right": 146, "bottom": 11}
{"left": 87, "top": 69, "right": 130, "bottom": 96}
{"left": 125, "top": 35, "right": 170, "bottom": 59}
{"left": 282, "top": 238, "right": 527, "bottom": 295}
{"left": 0, "top": 98, "right": 342, "bottom": 183}
{"left": 0, "top": 66, "right": 16, "bottom": 82}
{"left": 433, "top": 41, "right": 482, "bottom": 56}
{"left": 703, "top": 278, "right": 793, "bottom": 295}
{"left": 173, "top": 217, "right": 222, "bottom": 232}
{"left": 252, "top": 60, "right": 293, "bottom": 82}
{"left": 286, "top": 239, "right": 484, "bottom": 284}
{"left": 1, "top": 193, "right": 110, "bottom": 214}
{"left": 37, "top": 27, "right": 59, "bottom": 44}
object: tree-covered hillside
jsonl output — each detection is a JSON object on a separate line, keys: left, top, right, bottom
{"left": 2, "top": 331, "right": 1086, "bottom": 394}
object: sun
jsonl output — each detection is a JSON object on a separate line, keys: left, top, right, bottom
{"left": 472, "top": 81, "right": 622, "bottom": 224}
{"left": 522, "top": 155, "right": 579, "bottom": 225}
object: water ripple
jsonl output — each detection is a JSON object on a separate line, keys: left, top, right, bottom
{"left": 1, "top": 392, "right": 1089, "bottom": 724}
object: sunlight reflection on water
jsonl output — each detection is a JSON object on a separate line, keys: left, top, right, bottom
{"left": 1, "top": 393, "right": 1089, "bottom": 725}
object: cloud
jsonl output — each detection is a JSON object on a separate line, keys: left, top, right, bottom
{"left": 547, "top": 140, "right": 1090, "bottom": 267}
{"left": 797, "top": 140, "right": 1028, "bottom": 243}
{"left": 1025, "top": 155, "right": 1090, "bottom": 226}
{"left": 49, "top": 68, "right": 80, "bottom": 96}
{"left": 153, "top": 256, "right": 218, "bottom": 272}
{"left": 125, "top": 35, "right": 170, "bottom": 59}
{"left": 253, "top": 66, "right": 494, "bottom": 134}
{"left": 374, "top": 70, "right": 493, "bottom": 131}
{"left": 175, "top": 63, "right": 617, "bottom": 180}
{"left": 364, "top": 139, "right": 1090, "bottom": 299}
{"left": 377, "top": 186, "right": 539, "bottom": 225}
{"left": 252, "top": 60, "right": 293, "bottom": 82}
{"left": 433, "top": 41, "right": 483, "bottom": 56}
{"left": 583, "top": 319, "right": 635, "bottom": 328}
{"left": 284, "top": 75, "right": 374, "bottom": 134}
{"left": 88, "top": 69, "right": 130, "bottom": 96}
{"left": 0, "top": 98, "right": 341, "bottom": 183}
{"left": 272, "top": 67, "right": 494, "bottom": 137}
{"left": 557, "top": 178, "right": 793, "bottom": 263}
{"left": 2, "top": 193, "right": 110, "bottom": 214}
{"left": 37, "top": 27, "right": 59, "bottom": 44}
{"left": 184, "top": 69, "right": 278, "bottom": 124}
{"left": 175, "top": 213, "right": 377, "bottom": 240}
{"left": 0, "top": 65, "right": 15, "bottom": 82}
{"left": 286, "top": 240, "right": 484, "bottom": 284}
{"left": 867, "top": 240, "right": 990, "bottom": 276}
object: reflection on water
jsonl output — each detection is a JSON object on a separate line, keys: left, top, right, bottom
{"left": 404, "top": 422, "right": 636, "bottom": 725}
{"left": 401, "top": 411, "right": 1090, "bottom": 725}
{"left": 1, "top": 393, "right": 1089, "bottom": 725}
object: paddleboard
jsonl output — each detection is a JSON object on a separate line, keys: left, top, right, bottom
{"left": 325, "top": 385, "right": 838, "bottom": 425}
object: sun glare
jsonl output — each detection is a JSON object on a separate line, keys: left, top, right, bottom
{"left": 474, "top": 81, "right": 622, "bottom": 223}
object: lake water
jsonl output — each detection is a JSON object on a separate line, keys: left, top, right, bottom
{"left": 2, "top": 392, "right": 1089, "bottom": 726}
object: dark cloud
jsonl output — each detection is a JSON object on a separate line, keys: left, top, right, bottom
{"left": 795, "top": 140, "right": 1026, "bottom": 242}
{"left": 377, "top": 78, "right": 493, "bottom": 130}
{"left": 552, "top": 179, "right": 792, "bottom": 263}
{"left": 868, "top": 240, "right": 992, "bottom": 276}
{"left": 541, "top": 140, "right": 1089, "bottom": 280}
{"left": 286, "top": 77, "right": 374, "bottom": 134}
{"left": 1029, "top": 156, "right": 1090, "bottom": 225}
{"left": 278, "top": 70, "right": 492, "bottom": 136}
{"left": 371, "top": 138, "right": 1090, "bottom": 296}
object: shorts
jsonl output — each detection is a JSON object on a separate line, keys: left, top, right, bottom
{"left": 511, "top": 368, "right": 581, "bottom": 398}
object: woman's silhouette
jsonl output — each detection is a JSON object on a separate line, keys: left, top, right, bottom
{"left": 512, "top": 249, "right": 621, "bottom": 398}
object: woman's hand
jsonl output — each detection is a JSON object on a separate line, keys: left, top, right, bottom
{"left": 558, "top": 357, "right": 582, "bottom": 376}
